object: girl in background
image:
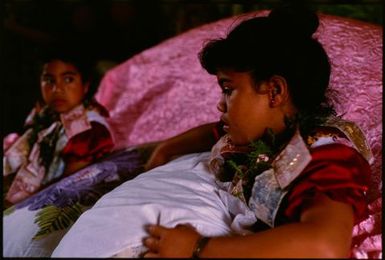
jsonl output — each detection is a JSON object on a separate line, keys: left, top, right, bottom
{"left": 3, "top": 47, "right": 114, "bottom": 207}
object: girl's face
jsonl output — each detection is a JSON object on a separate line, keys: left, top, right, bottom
{"left": 216, "top": 70, "right": 283, "bottom": 145}
{"left": 40, "top": 60, "right": 89, "bottom": 113}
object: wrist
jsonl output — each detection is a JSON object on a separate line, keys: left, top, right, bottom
{"left": 192, "top": 236, "right": 210, "bottom": 258}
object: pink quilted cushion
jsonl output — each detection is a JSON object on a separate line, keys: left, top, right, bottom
{"left": 95, "top": 11, "right": 382, "bottom": 258}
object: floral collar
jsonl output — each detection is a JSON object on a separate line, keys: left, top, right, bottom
{"left": 60, "top": 104, "right": 92, "bottom": 139}
{"left": 208, "top": 116, "right": 372, "bottom": 204}
{"left": 209, "top": 129, "right": 311, "bottom": 203}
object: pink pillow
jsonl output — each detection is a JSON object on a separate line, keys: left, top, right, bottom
{"left": 96, "top": 11, "right": 382, "bottom": 258}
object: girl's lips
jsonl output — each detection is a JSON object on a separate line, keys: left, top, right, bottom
{"left": 220, "top": 116, "right": 229, "bottom": 132}
{"left": 52, "top": 99, "right": 67, "bottom": 106}
{"left": 53, "top": 98, "right": 66, "bottom": 103}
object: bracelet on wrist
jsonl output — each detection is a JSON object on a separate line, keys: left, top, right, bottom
{"left": 192, "top": 236, "right": 210, "bottom": 258}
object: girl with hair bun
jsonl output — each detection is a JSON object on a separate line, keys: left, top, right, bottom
{"left": 51, "top": 5, "right": 371, "bottom": 258}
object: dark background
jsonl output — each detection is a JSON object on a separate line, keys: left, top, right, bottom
{"left": 2, "top": 0, "right": 383, "bottom": 137}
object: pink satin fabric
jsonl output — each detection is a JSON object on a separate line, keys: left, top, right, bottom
{"left": 95, "top": 11, "right": 382, "bottom": 258}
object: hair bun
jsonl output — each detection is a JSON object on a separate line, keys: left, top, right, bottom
{"left": 268, "top": 4, "right": 319, "bottom": 38}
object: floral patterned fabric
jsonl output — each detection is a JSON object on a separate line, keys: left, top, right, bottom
{"left": 3, "top": 146, "right": 148, "bottom": 256}
{"left": 3, "top": 103, "right": 114, "bottom": 205}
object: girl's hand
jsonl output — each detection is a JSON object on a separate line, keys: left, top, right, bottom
{"left": 143, "top": 224, "right": 201, "bottom": 258}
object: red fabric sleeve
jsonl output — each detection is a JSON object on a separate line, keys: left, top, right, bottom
{"left": 284, "top": 143, "right": 370, "bottom": 225}
{"left": 61, "top": 122, "right": 114, "bottom": 165}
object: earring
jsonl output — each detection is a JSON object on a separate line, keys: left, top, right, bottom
{"left": 270, "top": 86, "right": 278, "bottom": 106}
{"left": 272, "top": 87, "right": 279, "bottom": 96}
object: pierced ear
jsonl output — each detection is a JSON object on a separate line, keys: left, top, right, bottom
{"left": 268, "top": 75, "right": 289, "bottom": 107}
{"left": 83, "top": 82, "right": 90, "bottom": 95}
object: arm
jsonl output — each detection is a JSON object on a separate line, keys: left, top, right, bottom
{"left": 201, "top": 193, "right": 353, "bottom": 258}
{"left": 144, "top": 193, "right": 354, "bottom": 258}
{"left": 145, "top": 122, "right": 220, "bottom": 170}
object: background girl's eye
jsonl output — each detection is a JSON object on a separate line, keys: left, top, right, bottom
{"left": 42, "top": 77, "right": 55, "bottom": 85}
{"left": 64, "top": 77, "right": 75, "bottom": 83}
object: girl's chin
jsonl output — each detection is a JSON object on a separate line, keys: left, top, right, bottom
{"left": 228, "top": 133, "right": 260, "bottom": 146}
{"left": 52, "top": 106, "right": 69, "bottom": 113}
{"left": 51, "top": 104, "right": 74, "bottom": 114}
{"left": 227, "top": 135, "right": 248, "bottom": 146}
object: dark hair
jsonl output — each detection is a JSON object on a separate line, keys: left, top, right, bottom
{"left": 37, "top": 44, "right": 100, "bottom": 102}
{"left": 199, "top": 5, "right": 334, "bottom": 120}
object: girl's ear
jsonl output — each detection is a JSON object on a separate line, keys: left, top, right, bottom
{"left": 83, "top": 82, "right": 90, "bottom": 96}
{"left": 267, "top": 75, "right": 289, "bottom": 108}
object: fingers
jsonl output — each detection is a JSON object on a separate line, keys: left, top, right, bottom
{"left": 143, "top": 225, "right": 168, "bottom": 252}
{"left": 146, "top": 224, "right": 168, "bottom": 237}
{"left": 143, "top": 237, "right": 159, "bottom": 252}
{"left": 143, "top": 225, "right": 168, "bottom": 257}
{"left": 146, "top": 224, "right": 195, "bottom": 238}
{"left": 175, "top": 223, "right": 196, "bottom": 230}
{"left": 143, "top": 251, "right": 159, "bottom": 258}
{"left": 143, "top": 224, "right": 201, "bottom": 258}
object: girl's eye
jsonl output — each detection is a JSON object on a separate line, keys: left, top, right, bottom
{"left": 222, "top": 87, "right": 233, "bottom": 96}
{"left": 64, "top": 77, "right": 75, "bottom": 84}
{"left": 42, "top": 77, "right": 55, "bottom": 85}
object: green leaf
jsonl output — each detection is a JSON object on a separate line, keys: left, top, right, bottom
{"left": 3, "top": 205, "right": 16, "bottom": 216}
{"left": 226, "top": 160, "right": 244, "bottom": 178}
{"left": 32, "top": 203, "right": 84, "bottom": 240}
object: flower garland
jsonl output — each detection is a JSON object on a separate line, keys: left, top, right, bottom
{"left": 223, "top": 108, "right": 335, "bottom": 203}
{"left": 224, "top": 127, "right": 293, "bottom": 202}
{"left": 26, "top": 106, "right": 61, "bottom": 172}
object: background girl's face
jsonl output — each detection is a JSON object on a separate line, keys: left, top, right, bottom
{"left": 40, "top": 60, "right": 89, "bottom": 113}
{"left": 216, "top": 70, "right": 277, "bottom": 145}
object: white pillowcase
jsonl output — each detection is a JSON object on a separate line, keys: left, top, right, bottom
{"left": 52, "top": 152, "right": 256, "bottom": 257}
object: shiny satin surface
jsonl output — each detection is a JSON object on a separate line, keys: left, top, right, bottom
{"left": 95, "top": 11, "right": 382, "bottom": 258}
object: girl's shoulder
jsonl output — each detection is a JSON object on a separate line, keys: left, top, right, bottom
{"left": 305, "top": 116, "right": 373, "bottom": 164}
{"left": 269, "top": 118, "right": 372, "bottom": 193}
{"left": 60, "top": 103, "right": 111, "bottom": 139}
{"left": 85, "top": 99, "right": 110, "bottom": 118}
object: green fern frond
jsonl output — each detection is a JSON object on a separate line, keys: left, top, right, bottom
{"left": 248, "top": 140, "right": 272, "bottom": 158}
{"left": 226, "top": 160, "right": 244, "bottom": 178}
{"left": 3, "top": 205, "right": 15, "bottom": 216}
{"left": 32, "top": 203, "right": 83, "bottom": 240}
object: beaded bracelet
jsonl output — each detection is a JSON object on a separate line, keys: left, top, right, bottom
{"left": 192, "top": 236, "right": 210, "bottom": 258}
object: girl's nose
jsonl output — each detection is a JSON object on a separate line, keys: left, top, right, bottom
{"left": 217, "top": 95, "right": 227, "bottom": 113}
{"left": 52, "top": 82, "right": 65, "bottom": 93}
